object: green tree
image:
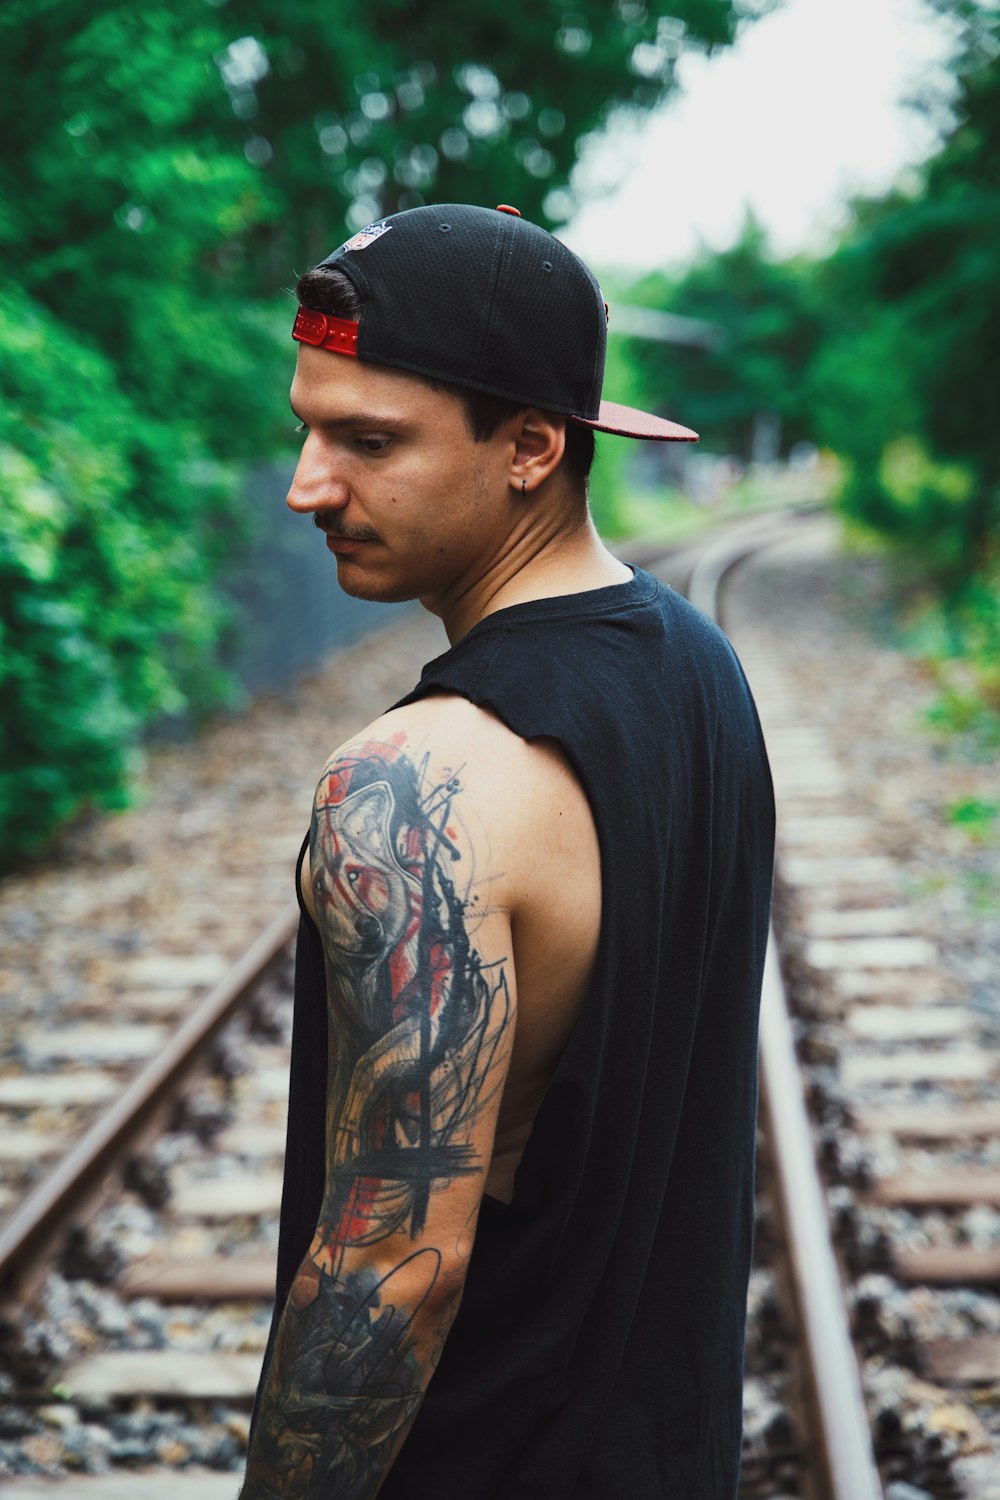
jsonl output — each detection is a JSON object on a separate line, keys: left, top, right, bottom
{"left": 811, "top": 0, "right": 1000, "bottom": 580}
{"left": 624, "top": 215, "right": 827, "bottom": 461}
{"left": 1, "top": 0, "right": 757, "bottom": 861}
{"left": 0, "top": 0, "right": 287, "bottom": 859}
{"left": 232, "top": 0, "right": 756, "bottom": 279}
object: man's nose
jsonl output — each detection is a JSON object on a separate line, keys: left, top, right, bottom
{"left": 286, "top": 440, "right": 349, "bottom": 515}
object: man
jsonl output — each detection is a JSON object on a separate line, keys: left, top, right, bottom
{"left": 242, "top": 203, "right": 774, "bottom": 1500}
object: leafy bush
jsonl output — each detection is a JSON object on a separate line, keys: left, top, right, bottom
{"left": 0, "top": 290, "right": 245, "bottom": 856}
{"left": 830, "top": 434, "right": 978, "bottom": 575}
{"left": 624, "top": 218, "right": 827, "bottom": 464}
{"left": 947, "top": 796, "right": 1000, "bottom": 838}
{"left": 0, "top": 0, "right": 772, "bottom": 862}
{"left": 917, "top": 573, "right": 1000, "bottom": 744}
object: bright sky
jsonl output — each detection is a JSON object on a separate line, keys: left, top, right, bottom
{"left": 562, "top": 0, "right": 958, "bottom": 274}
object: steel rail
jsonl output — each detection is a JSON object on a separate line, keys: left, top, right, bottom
{"left": 0, "top": 901, "right": 299, "bottom": 1299}
{"left": 0, "top": 508, "right": 883, "bottom": 1500}
{"left": 691, "top": 515, "right": 884, "bottom": 1500}
{"left": 757, "top": 941, "right": 884, "bottom": 1500}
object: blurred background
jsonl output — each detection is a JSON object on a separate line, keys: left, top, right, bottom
{"left": 1, "top": 0, "right": 997, "bottom": 864}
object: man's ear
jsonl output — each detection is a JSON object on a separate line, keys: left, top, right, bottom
{"left": 509, "top": 410, "right": 566, "bottom": 495}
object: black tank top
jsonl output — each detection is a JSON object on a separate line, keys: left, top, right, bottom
{"left": 256, "top": 567, "right": 774, "bottom": 1499}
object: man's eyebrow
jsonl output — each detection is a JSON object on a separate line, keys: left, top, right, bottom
{"left": 288, "top": 398, "right": 409, "bottom": 429}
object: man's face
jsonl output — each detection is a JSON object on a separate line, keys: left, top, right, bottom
{"left": 287, "top": 345, "right": 516, "bottom": 608}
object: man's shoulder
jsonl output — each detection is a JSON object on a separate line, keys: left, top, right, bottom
{"left": 329, "top": 691, "right": 524, "bottom": 775}
{"left": 316, "top": 693, "right": 585, "bottom": 913}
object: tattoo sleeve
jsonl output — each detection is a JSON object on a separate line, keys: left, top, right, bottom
{"left": 241, "top": 736, "right": 513, "bottom": 1499}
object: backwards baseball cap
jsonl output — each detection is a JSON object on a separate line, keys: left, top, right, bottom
{"left": 292, "top": 202, "right": 697, "bottom": 443}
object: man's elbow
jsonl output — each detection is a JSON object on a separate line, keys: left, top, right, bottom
{"left": 282, "top": 1226, "right": 469, "bottom": 1350}
{"left": 363, "top": 1232, "right": 471, "bottom": 1329}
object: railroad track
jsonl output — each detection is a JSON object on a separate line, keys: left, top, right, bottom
{"left": 0, "top": 508, "right": 996, "bottom": 1497}
{"left": 721, "top": 522, "right": 1000, "bottom": 1500}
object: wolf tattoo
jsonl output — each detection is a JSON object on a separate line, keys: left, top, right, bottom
{"left": 310, "top": 740, "right": 510, "bottom": 1248}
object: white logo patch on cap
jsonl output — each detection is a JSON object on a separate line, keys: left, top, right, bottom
{"left": 342, "top": 220, "right": 392, "bottom": 252}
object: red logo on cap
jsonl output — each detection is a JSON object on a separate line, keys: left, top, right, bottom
{"left": 342, "top": 219, "right": 392, "bottom": 251}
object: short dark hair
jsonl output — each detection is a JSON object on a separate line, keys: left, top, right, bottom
{"left": 295, "top": 264, "right": 595, "bottom": 487}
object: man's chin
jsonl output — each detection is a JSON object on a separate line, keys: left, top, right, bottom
{"left": 333, "top": 568, "right": 417, "bottom": 606}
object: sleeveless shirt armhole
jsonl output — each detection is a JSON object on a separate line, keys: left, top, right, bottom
{"left": 294, "top": 830, "right": 315, "bottom": 927}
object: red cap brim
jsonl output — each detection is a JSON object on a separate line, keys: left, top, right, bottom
{"left": 570, "top": 400, "right": 698, "bottom": 442}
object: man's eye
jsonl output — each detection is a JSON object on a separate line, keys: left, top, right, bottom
{"left": 357, "top": 437, "right": 390, "bottom": 454}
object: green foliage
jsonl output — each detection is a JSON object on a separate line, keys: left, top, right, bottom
{"left": 947, "top": 796, "right": 999, "bottom": 838}
{"left": 613, "top": 1, "right": 999, "bottom": 578}
{"left": 810, "top": 0, "right": 1000, "bottom": 581}
{"left": 0, "top": 0, "right": 288, "bottom": 860}
{"left": 614, "top": 2, "right": 999, "bottom": 747}
{"left": 0, "top": 288, "right": 240, "bottom": 854}
{"left": 218, "top": 0, "right": 750, "bottom": 275}
{"left": 914, "top": 572, "right": 1000, "bottom": 746}
{"left": 806, "top": 0, "right": 1000, "bottom": 742}
{"left": 623, "top": 216, "right": 827, "bottom": 462}
{"left": 0, "top": 0, "right": 752, "bottom": 861}
{"left": 944, "top": 791, "right": 999, "bottom": 913}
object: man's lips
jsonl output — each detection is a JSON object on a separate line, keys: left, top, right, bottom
{"left": 313, "top": 516, "right": 380, "bottom": 550}
{"left": 325, "top": 534, "right": 371, "bottom": 554}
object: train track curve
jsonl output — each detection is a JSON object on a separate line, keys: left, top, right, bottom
{"left": 0, "top": 505, "right": 995, "bottom": 1497}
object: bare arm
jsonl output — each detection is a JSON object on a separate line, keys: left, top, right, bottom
{"left": 241, "top": 724, "right": 515, "bottom": 1499}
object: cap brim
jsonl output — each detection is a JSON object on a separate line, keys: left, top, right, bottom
{"left": 570, "top": 400, "right": 698, "bottom": 442}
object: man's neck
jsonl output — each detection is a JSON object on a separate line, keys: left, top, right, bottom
{"left": 428, "top": 517, "right": 633, "bottom": 645}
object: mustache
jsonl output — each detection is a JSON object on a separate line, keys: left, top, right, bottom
{"left": 312, "top": 514, "right": 380, "bottom": 543}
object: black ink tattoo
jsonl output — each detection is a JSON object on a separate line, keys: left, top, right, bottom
{"left": 241, "top": 739, "right": 511, "bottom": 1498}
{"left": 244, "top": 1252, "right": 437, "bottom": 1496}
